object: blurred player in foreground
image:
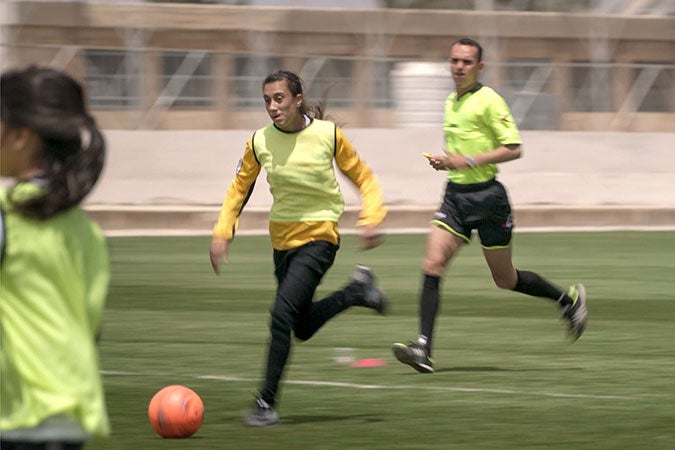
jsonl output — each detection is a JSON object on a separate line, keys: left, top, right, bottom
{"left": 392, "top": 38, "right": 587, "bottom": 374}
{"left": 1, "top": 66, "right": 109, "bottom": 449}
{"left": 210, "top": 70, "right": 388, "bottom": 426}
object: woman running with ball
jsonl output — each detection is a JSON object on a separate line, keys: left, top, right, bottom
{"left": 210, "top": 70, "right": 388, "bottom": 427}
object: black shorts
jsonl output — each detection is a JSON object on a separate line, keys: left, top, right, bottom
{"left": 431, "top": 178, "right": 514, "bottom": 248}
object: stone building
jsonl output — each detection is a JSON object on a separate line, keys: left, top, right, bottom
{"left": 2, "top": 0, "right": 673, "bottom": 131}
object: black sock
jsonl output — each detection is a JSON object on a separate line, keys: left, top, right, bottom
{"left": 419, "top": 274, "right": 440, "bottom": 355}
{"left": 513, "top": 270, "right": 571, "bottom": 306}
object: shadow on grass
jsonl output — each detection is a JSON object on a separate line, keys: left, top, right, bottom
{"left": 434, "top": 366, "right": 583, "bottom": 373}
{"left": 391, "top": 366, "right": 584, "bottom": 374}
{"left": 283, "top": 413, "right": 384, "bottom": 425}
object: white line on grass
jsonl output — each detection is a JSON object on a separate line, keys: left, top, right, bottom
{"left": 101, "top": 370, "right": 636, "bottom": 401}
{"left": 200, "top": 375, "right": 636, "bottom": 401}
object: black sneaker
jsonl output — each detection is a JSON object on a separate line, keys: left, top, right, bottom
{"left": 562, "top": 283, "right": 588, "bottom": 342}
{"left": 243, "top": 397, "right": 280, "bottom": 427}
{"left": 392, "top": 341, "right": 434, "bottom": 373}
{"left": 349, "top": 265, "right": 388, "bottom": 314}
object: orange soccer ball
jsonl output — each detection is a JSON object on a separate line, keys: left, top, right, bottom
{"left": 148, "top": 385, "right": 204, "bottom": 438}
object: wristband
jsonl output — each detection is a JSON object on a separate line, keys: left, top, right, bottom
{"left": 465, "top": 155, "right": 477, "bottom": 168}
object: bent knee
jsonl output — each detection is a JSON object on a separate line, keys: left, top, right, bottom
{"left": 293, "top": 328, "right": 312, "bottom": 341}
{"left": 422, "top": 258, "right": 446, "bottom": 277}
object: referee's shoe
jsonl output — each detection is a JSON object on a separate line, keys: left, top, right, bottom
{"left": 562, "top": 283, "right": 588, "bottom": 342}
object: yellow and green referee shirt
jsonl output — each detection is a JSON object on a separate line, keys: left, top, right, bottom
{"left": 213, "top": 118, "right": 386, "bottom": 250}
{"left": 0, "top": 182, "right": 110, "bottom": 437}
{"left": 443, "top": 83, "right": 522, "bottom": 184}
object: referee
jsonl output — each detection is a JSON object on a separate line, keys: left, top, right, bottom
{"left": 392, "top": 38, "right": 588, "bottom": 374}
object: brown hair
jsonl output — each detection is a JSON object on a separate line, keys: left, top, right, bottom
{"left": 1, "top": 66, "right": 105, "bottom": 220}
{"left": 262, "top": 70, "right": 327, "bottom": 120}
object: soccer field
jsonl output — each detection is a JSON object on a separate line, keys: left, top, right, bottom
{"left": 92, "top": 232, "right": 675, "bottom": 450}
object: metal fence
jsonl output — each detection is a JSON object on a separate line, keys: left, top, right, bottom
{"left": 77, "top": 48, "right": 674, "bottom": 129}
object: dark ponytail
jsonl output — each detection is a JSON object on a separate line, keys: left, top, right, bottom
{"left": 1, "top": 66, "right": 105, "bottom": 220}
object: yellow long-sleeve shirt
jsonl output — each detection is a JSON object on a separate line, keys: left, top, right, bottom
{"left": 213, "top": 118, "right": 386, "bottom": 250}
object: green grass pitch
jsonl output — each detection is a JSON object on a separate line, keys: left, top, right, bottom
{"left": 91, "top": 231, "right": 675, "bottom": 449}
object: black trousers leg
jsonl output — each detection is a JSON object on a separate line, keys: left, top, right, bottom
{"left": 259, "top": 241, "right": 338, "bottom": 405}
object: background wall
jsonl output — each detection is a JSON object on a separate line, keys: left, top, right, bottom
{"left": 91, "top": 129, "right": 674, "bottom": 208}
{"left": 84, "top": 129, "right": 675, "bottom": 232}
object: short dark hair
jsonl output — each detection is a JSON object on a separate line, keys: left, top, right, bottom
{"left": 450, "top": 37, "right": 483, "bottom": 62}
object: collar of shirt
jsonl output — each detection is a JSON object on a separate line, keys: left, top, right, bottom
{"left": 456, "top": 82, "right": 484, "bottom": 100}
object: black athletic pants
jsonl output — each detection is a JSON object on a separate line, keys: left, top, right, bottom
{"left": 260, "top": 240, "right": 349, "bottom": 406}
